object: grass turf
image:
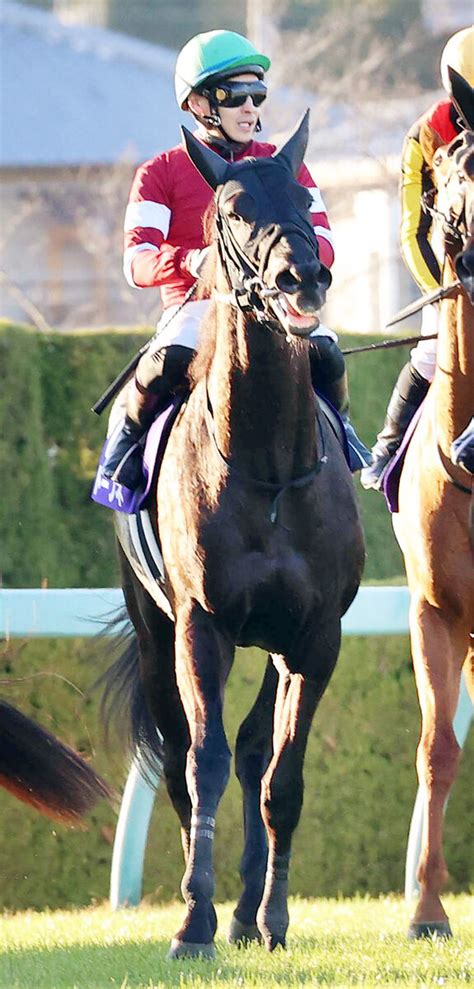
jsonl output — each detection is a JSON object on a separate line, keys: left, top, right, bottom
{"left": 1, "top": 895, "right": 472, "bottom": 988}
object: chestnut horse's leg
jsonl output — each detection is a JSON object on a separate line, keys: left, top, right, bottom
{"left": 408, "top": 594, "right": 469, "bottom": 939}
{"left": 229, "top": 656, "right": 278, "bottom": 945}
{"left": 169, "top": 602, "right": 235, "bottom": 959}
{"left": 257, "top": 642, "right": 339, "bottom": 951}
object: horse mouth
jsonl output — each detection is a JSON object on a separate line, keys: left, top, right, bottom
{"left": 277, "top": 293, "right": 319, "bottom": 336}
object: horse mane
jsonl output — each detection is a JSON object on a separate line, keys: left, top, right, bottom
{"left": 189, "top": 199, "right": 225, "bottom": 386}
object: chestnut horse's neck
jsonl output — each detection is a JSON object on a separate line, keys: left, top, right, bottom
{"left": 205, "top": 300, "right": 318, "bottom": 485}
{"left": 432, "top": 264, "right": 474, "bottom": 457}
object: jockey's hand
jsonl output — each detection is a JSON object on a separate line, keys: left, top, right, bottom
{"left": 187, "top": 247, "right": 211, "bottom": 278}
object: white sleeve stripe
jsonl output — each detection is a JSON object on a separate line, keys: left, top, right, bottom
{"left": 123, "top": 243, "right": 159, "bottom": 288}
{"left": 124, "top": 201, "right": 171, "bottom": 236}
{"left": 307, "top": 187, "right": 327, "bottom": 214}
{"left": 313, "top": 226, "right": 334, "bottom": 248}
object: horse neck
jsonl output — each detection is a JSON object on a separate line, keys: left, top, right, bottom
{"left": 432, "top": 269, "right": 474, "bottom": 455}
{"left": 206, "top": 301, "right": 317, "bottom": 483}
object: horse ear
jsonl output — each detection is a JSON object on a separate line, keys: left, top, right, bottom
{"left": 181, "top": 126, "right": 229, "bottom": 190}
{"left": 273, "top": 109, "right": 310, "bottom": 176}
{"left": 448, "top": 66, "right": 474, "bottom": 132}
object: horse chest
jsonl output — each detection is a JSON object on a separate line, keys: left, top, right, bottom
{"left": 201, "top": 536, "right": 323, "bottom": 649}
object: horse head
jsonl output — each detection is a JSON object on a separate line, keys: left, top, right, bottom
{"left": 430, "top": 68, "right": 474, "bottom": 300}
{"left": 182, "top": 111, "right": 332, "bottom": 337}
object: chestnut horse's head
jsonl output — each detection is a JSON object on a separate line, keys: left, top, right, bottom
{"left": 182, "top": 111, "right": 332, "bottom": 337}
{"left": 430, "top": 68, "right": 474, "bottom": 300}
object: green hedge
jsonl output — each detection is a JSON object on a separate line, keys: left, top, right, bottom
{"left": 0, "top": 634, "right": 472, "bottom": 911}
{"left": 1, "top": 322, "right": 149, "bottom": 588}
{"left": 1, "top": 320, "right": 408, "bottom": 588}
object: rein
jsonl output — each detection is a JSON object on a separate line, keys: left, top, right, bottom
{"left": 205, "top": 387, "right": 326, "bottom": 525}
{"left": 342, "top": 332, "right": 438, "bottom": 356}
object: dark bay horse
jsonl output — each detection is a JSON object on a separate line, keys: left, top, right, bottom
{"left": 0, "top": 699, "right": 111, "bottom": 823}
{"left": 393, "top": 91, "right": 473, "bottom": 938}
{"left": 105, "top": 112, "right": 365, "bottom": 958}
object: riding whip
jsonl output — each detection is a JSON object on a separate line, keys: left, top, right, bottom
{"left": 385, "top": 281, "right": 461, "bottom": 327}
{"left": 91, "top": 282, "right": 198, "bottom": 415}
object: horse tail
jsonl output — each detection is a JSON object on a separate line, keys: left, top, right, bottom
{"left": 0, "top": 699, "right": 112, "bottom": 824}
{"left": 97, "top": 613, "right": 164, "bottom": 780}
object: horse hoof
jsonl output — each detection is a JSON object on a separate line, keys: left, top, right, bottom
{"left": 227, "top": 914, "right": 263, "bottom": 946}
{"left": 407, "top": 920, "right": 453, "bottom": 940}
{"left": 167, "top": 938, "right": 216, "bottom": 960}
{"left": 264, "top": 934, "right": 286, "bottom": 952}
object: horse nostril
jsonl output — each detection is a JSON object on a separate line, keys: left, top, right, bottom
{"left": 275, "top": 269, "right": 300, "bottom": 294}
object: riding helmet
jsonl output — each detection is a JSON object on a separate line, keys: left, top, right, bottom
{"left": 175, "top": 30, "right": 271, "bottom": 110}
{"left": 440, "top": 26, "right": 474, "bottom": 92}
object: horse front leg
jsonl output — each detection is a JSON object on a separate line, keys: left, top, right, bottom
{"left": 257, "top": 644, "right": 339, "bottom": 951}
{"left": 408, "top": 595, "right": 467, "bottom": 940}
{"left": 229, "top": 656, "right": 277, "bottom": 945}
{"left": 168, "top": 602, "right": 234, "bottom": 960}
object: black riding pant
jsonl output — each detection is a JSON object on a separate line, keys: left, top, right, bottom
{"left": 136, "top": 337, "right": 345, "bottom": 404}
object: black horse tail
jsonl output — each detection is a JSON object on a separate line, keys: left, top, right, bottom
{"left": 97, "top": 613, "right": 164, "bottom": 780}
{"left": 0, "top": 699, "right": 112, "bottom": 824}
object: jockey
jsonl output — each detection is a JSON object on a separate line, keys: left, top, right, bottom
{"left": 361, "top": 25, "right": 474, "bottom": 491}
{"left": 103, "top": 29, "right": 371, "bottom": 487}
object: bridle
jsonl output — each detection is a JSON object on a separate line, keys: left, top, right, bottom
{"left": 424, "top": 132, "right": 474, "bottom": 495}
{"left": 422, "top": 132, "right": 473, "bottom": 250}
{"left": 212, "top": 166, "right": 326, "bottom": 337}
{"left": 204, "top": 161, "right": 330, "bottom": 520}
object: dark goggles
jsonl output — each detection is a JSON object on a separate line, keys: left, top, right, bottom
{"left": 204, "top": 80, "right": 267, "bottom": 109}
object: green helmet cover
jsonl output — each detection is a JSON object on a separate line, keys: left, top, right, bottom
{"left": 175, "top": 30, "right": 271, "bottom": 109}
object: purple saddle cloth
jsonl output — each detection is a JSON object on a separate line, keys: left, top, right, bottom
{"left": 91, "top": 396, "right": 183, "bottom": 514}
{"left": 382, "top": 402, "right": 425, "bottom": 513}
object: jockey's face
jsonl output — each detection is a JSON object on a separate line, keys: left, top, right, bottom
{"left": 189, "top": 73, "right": 263, "bottom": 143}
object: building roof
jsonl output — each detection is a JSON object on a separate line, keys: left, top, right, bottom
{"left": 0, "top": 2, "right": 184, "bottom": 167}
{"left": 0, "top": 2, "right": 443, "bottom": 176}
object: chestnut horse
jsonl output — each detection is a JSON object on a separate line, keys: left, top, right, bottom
{"left": 0, "top": 699, "right": 111, "bottom": 823}
{"left": 393, "top": 113, "right": 473, "bottom": 936}
{"left": 104, "top": 113, "right": 365, "bottom": 958}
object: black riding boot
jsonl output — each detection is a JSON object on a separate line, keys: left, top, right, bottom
{"left": 101, "top": 381, "right": 163, "bottom": 489}
{"left": 309, "top": 337, "right": 372, "bottom": 471}
{"left": 102, "top": 344, "right": 194, "bottom": 489}
{"left": 360, "top": 361, "right": 430, "bottom": 491}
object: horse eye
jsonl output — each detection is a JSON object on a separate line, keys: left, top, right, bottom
{"left": 289, "top": 185, "right": 312, "bottom": 212}
{"left": 222, "top": 199, "right": 242, "bottom": 221}
{"left": 233, "top": 193, "right": 256, "bottom": 223}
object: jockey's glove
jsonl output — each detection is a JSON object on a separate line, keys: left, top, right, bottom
{"left": 187, "top": 246, "right": 212, "bottom": 279}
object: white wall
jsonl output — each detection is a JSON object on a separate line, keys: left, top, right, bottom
{"left": 322, "top": 188, "right": 403, "bottom": 334}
